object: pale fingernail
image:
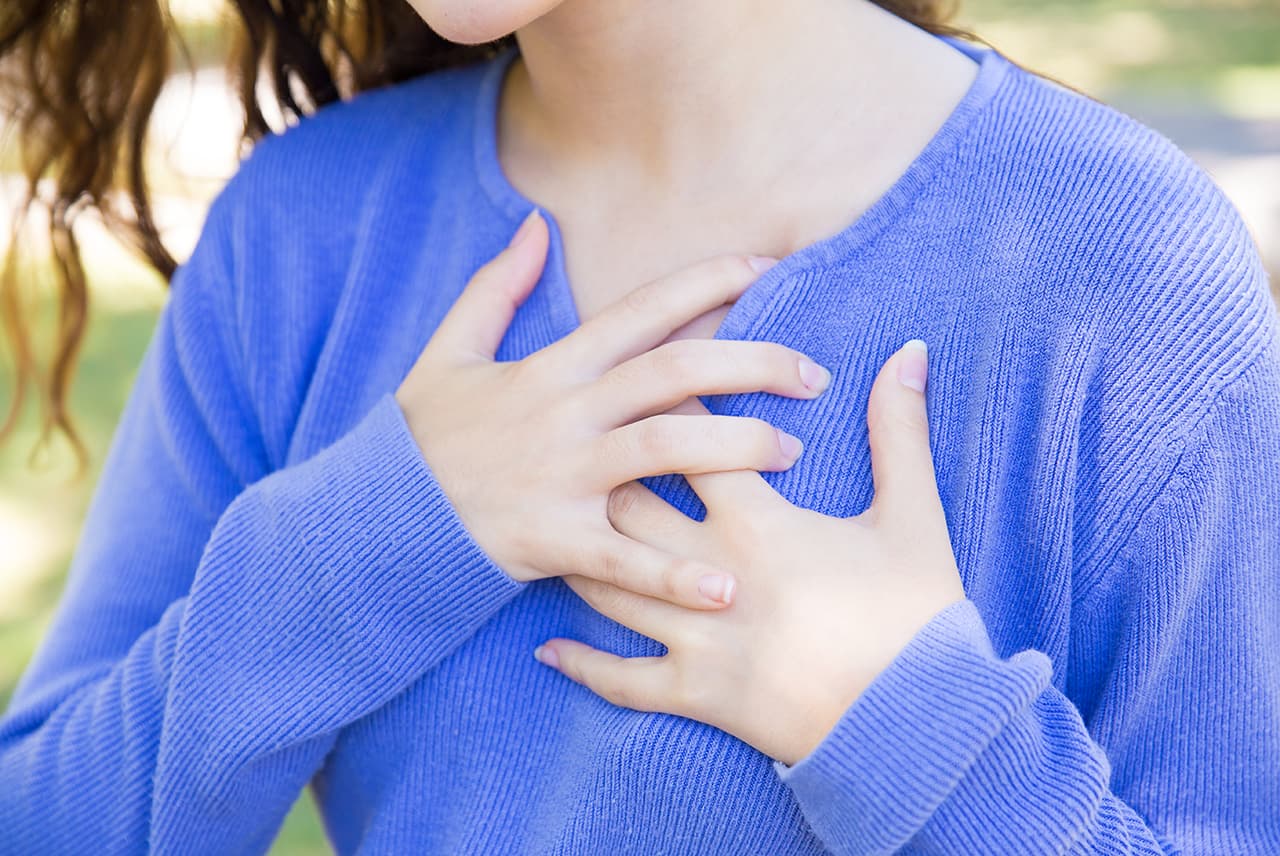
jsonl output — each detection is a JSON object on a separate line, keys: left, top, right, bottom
{"left": 509, "top": 208, "right": 542, "bottom": 249}
{"left": 777, "top": 428, "right": 804, "bottom": 463}
{"left": 798, "top": 358, "right": 832, "bottom": 393}
{"left": 698, "top": 574, "right": 736, "bottom": 605}
{"left": 748, "top": 255, "right": 779, "bottom": 274}
{"left": 897, "top": 339, "right": 928, "bottom": 393}
{"left": 533, "top": 644, "right": 559, "bottom": 669}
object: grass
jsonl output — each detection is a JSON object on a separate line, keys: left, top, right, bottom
{"left": 957, "top": 0, "right": 1280, "bottom": 117}
{"left": 0, "top": 264, "right": 334, "bottom": 849}
{"left": 0, "top": 2, "right": 1276, "bottom": 852}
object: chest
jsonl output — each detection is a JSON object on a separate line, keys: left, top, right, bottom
{"left": 552, "top": 211, "right": 768, "bottom": 329}
{"left": 316, "top": 287, "right": 1088, "bottom": 848}
{"left": 302, "top": 219, "right": 1101, "bottom": 845}
{"left": 515, "top": 159, "right": 904, "bottom": 330}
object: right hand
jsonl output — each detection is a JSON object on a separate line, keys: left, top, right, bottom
{"left": 395, "top": 209, "right": 833, "bottom": 609}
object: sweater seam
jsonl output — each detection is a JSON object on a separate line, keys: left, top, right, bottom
{"left": 1070, "top": 332, "right": 1274, "bottom": 605}
{"left": 177, "top": 175, "right": 271, "bottom": 502}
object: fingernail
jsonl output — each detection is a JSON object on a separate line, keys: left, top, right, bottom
{"left": 510, "top": 208, "right": 542, "bottom": 249}
{"left": 897, "top": 339, "right": 928, "bottom": 393}
{"left": 533, "top": 644, "right": 559, "bottom": 669}
{"left": 698, "top": 573, "right": 736, "bottom": 605}
{"left": 798, "top": 358, "right": 832, "bottom": 393}
{"left": 748, "top": 255, "right": 779, "bottom": 274}
{"left": 777, "top": 428, "right": 804, "bottom": 463}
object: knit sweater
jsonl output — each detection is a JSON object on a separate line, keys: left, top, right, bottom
{"left": 2, "top": 35, "right": 1278, "bottom": 855}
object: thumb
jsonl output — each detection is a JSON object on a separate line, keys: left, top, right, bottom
{"left": 433, "top": 208, "right": 549, "bottom": 360}
{"left": 865, "top": 339, "right": 941, "bottom": 520}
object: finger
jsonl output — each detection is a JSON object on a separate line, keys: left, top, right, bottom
{"left": 431, "top": 209, "right": 549, "bottom": 361}
{"left": 591, "top": 414, "right": 803, "bottom": 489}
{"left": 546, "top": 254, "right": 777, "bottom": 374}
{"left": 665, "top": 397, "right": 782, "bottom": 512}
{"left": 534, "top": 638, "right": 674, "bottom": 714}
{"left": 607, "top": 480, "right": 702, "bottom": 553}
{"left": 562, "top": 574, "right": 688, "bottom": 643}
{"left": 866, "top": 339, "right": 942, "bottom": 520}
{"left": 684, "top": 468, "right": 775, "bottom": 515}
{"left": 559, "top": 529, "right": 736, "bottom": 609}
{"left": 588, "top": 339, "right": 832, "bottom": 426}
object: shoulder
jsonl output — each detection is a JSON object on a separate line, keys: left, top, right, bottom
{"left": 951, "top": 56, "right": 1279, "bottom": 565}
{"left": 971, "top": 55, "right": 1274, "bottom": 410}
{"left": 166, "top": 57, "right": 500, "bottom": 461}
{"left": 974, "top": 55, "right": 1228, "bottom": 224}
{"left": 973, "top": 53, "right": 1262, "bottom": 291}
{"left": 173, "top": 53, "right": 496, "bottom": 322}
{"left": 208, "top": 57, "right": 494, "bottom": 237}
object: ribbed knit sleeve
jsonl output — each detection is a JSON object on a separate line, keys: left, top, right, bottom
{"left": 774, "top": 314, "right": 1280, "bottom": 852}
{"left": 0, "top": 179, "right": 525, "bottom": 854}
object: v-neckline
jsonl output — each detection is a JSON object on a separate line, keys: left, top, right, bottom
{"left": 471, "top": 35, "right": 1010, "bottom": 346}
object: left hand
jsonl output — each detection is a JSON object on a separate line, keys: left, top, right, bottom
{"left": 532, "top": 340, "right": 966, "bottom": 766}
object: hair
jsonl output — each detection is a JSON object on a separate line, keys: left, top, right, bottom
{"left": 0, "top": 0, "right": 975, "bottom": 463}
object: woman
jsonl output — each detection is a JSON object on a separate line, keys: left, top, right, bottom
{"left": 2, "top": 0, "right": 1277, "bottom": 853}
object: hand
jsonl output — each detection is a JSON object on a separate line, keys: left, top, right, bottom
{"left": 395, "top": 209, "right": 835, "bottom": 609}
{"left": 535, "top": 340, "right": 966, "bottom": 765}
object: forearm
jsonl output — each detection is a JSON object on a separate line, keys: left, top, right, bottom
{"left": 0, "top": 395, "right": 525, "bottom": 853}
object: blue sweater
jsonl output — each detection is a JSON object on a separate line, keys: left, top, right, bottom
{"left": 3, "top": 36, "right": 1278, "bottom": 855}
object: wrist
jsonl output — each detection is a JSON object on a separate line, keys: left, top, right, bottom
{"left": 777, "top": 592, "right": 969, "bottom": 767}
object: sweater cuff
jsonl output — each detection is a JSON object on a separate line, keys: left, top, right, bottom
{"left": 172, "top": 394, "right": 530, "bottom": 795}
{"left": 772, "top": 599, "right": 1051, "bottom": 854}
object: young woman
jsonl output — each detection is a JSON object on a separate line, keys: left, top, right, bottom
{"left": 2, "top": 1, "right": 1278, "bottom": 853}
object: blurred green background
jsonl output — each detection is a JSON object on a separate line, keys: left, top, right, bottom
{"left": 1, "top": 1, "right": 1276, "bottom": 853}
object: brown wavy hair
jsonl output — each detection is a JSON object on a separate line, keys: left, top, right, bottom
{"left": 0, "top": 0, "right": 974, "bottom": 464}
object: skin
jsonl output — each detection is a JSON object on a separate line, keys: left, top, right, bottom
{"left": 396, "top": 0, "right": 973, "bottom": 764}
{"left": 547, "top": 355, "right": 965, "bottom": 766}
{"left": 411, "top": 0, "right": 978, "bottom": 316}
{"left": 397, "top": 212, "right": 831, "bottom": 609}
{"left": 399, "top": 211, "right": 966, "bottom": 766}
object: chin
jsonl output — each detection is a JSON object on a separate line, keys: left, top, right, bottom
{"left": 405, "top": 0, "right": 562, "bottom": 44}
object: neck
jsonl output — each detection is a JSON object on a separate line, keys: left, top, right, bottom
{"left": 505, "top": 0, "right": 972, "bottom": 193}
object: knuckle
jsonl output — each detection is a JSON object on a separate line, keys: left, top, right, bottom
{"left": 622, "top": 283, "right": 657, "bottom": 315}
{"left": 745, "top": 417, "right": 781, "bottom": 456}
{"left": 591, "top": 362, "right": 626, "bottom": 398}
{"left": 636, "top": 418, "right": 676, "bottom": 459}
{"left": 594, "top": 426, "right": 627, "bottom": 466}
{"left": 899, "top": 404, "right": 930, "bottom": 435}
{"left": 509, "top": 355, "right": 568, "bottom": 407}
{"left": 690, "top": 416, "right": 736, "bottom": 464}
{"left": 697, "top": 414, "right": 729, "bottom": 447}
{"left": 652, "top": 340, "right": 698, "bottom": 379}
{"left": 605, "top": 680, "right": 643, "bottom": 711}
{"left": 594, "top": 581, "right": 630, "bottom": 616}
{"left": 709, "top": 254, "right": 755, "bottom": 284}
{"left": 866, "top": 398, "right": 892, "bottom": 436}
{"left": 669, "top": 664, "right": 707, "bottom": 716}
{"left": 559, "top": 656, "right": 585, "bottom": 686}
{"left": 770, "top": 344, "right": 803, "bottom": 375}
{"left": 741, "top": 344, "right": 788, "bottom": 386}
{"left": 592, "top": 544, "right": 625, "bottom": 586}
{"left": 607, "top": 482, "right": 642, "bottom": 523}
{"left": 554, "top": 385, "right": 593, "bottom": 428}
{"left": 658, "top": 556, "right": 693, "bottom": 601}
{"left": 869, "top": 395, "right": 925, "bottom": 438}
